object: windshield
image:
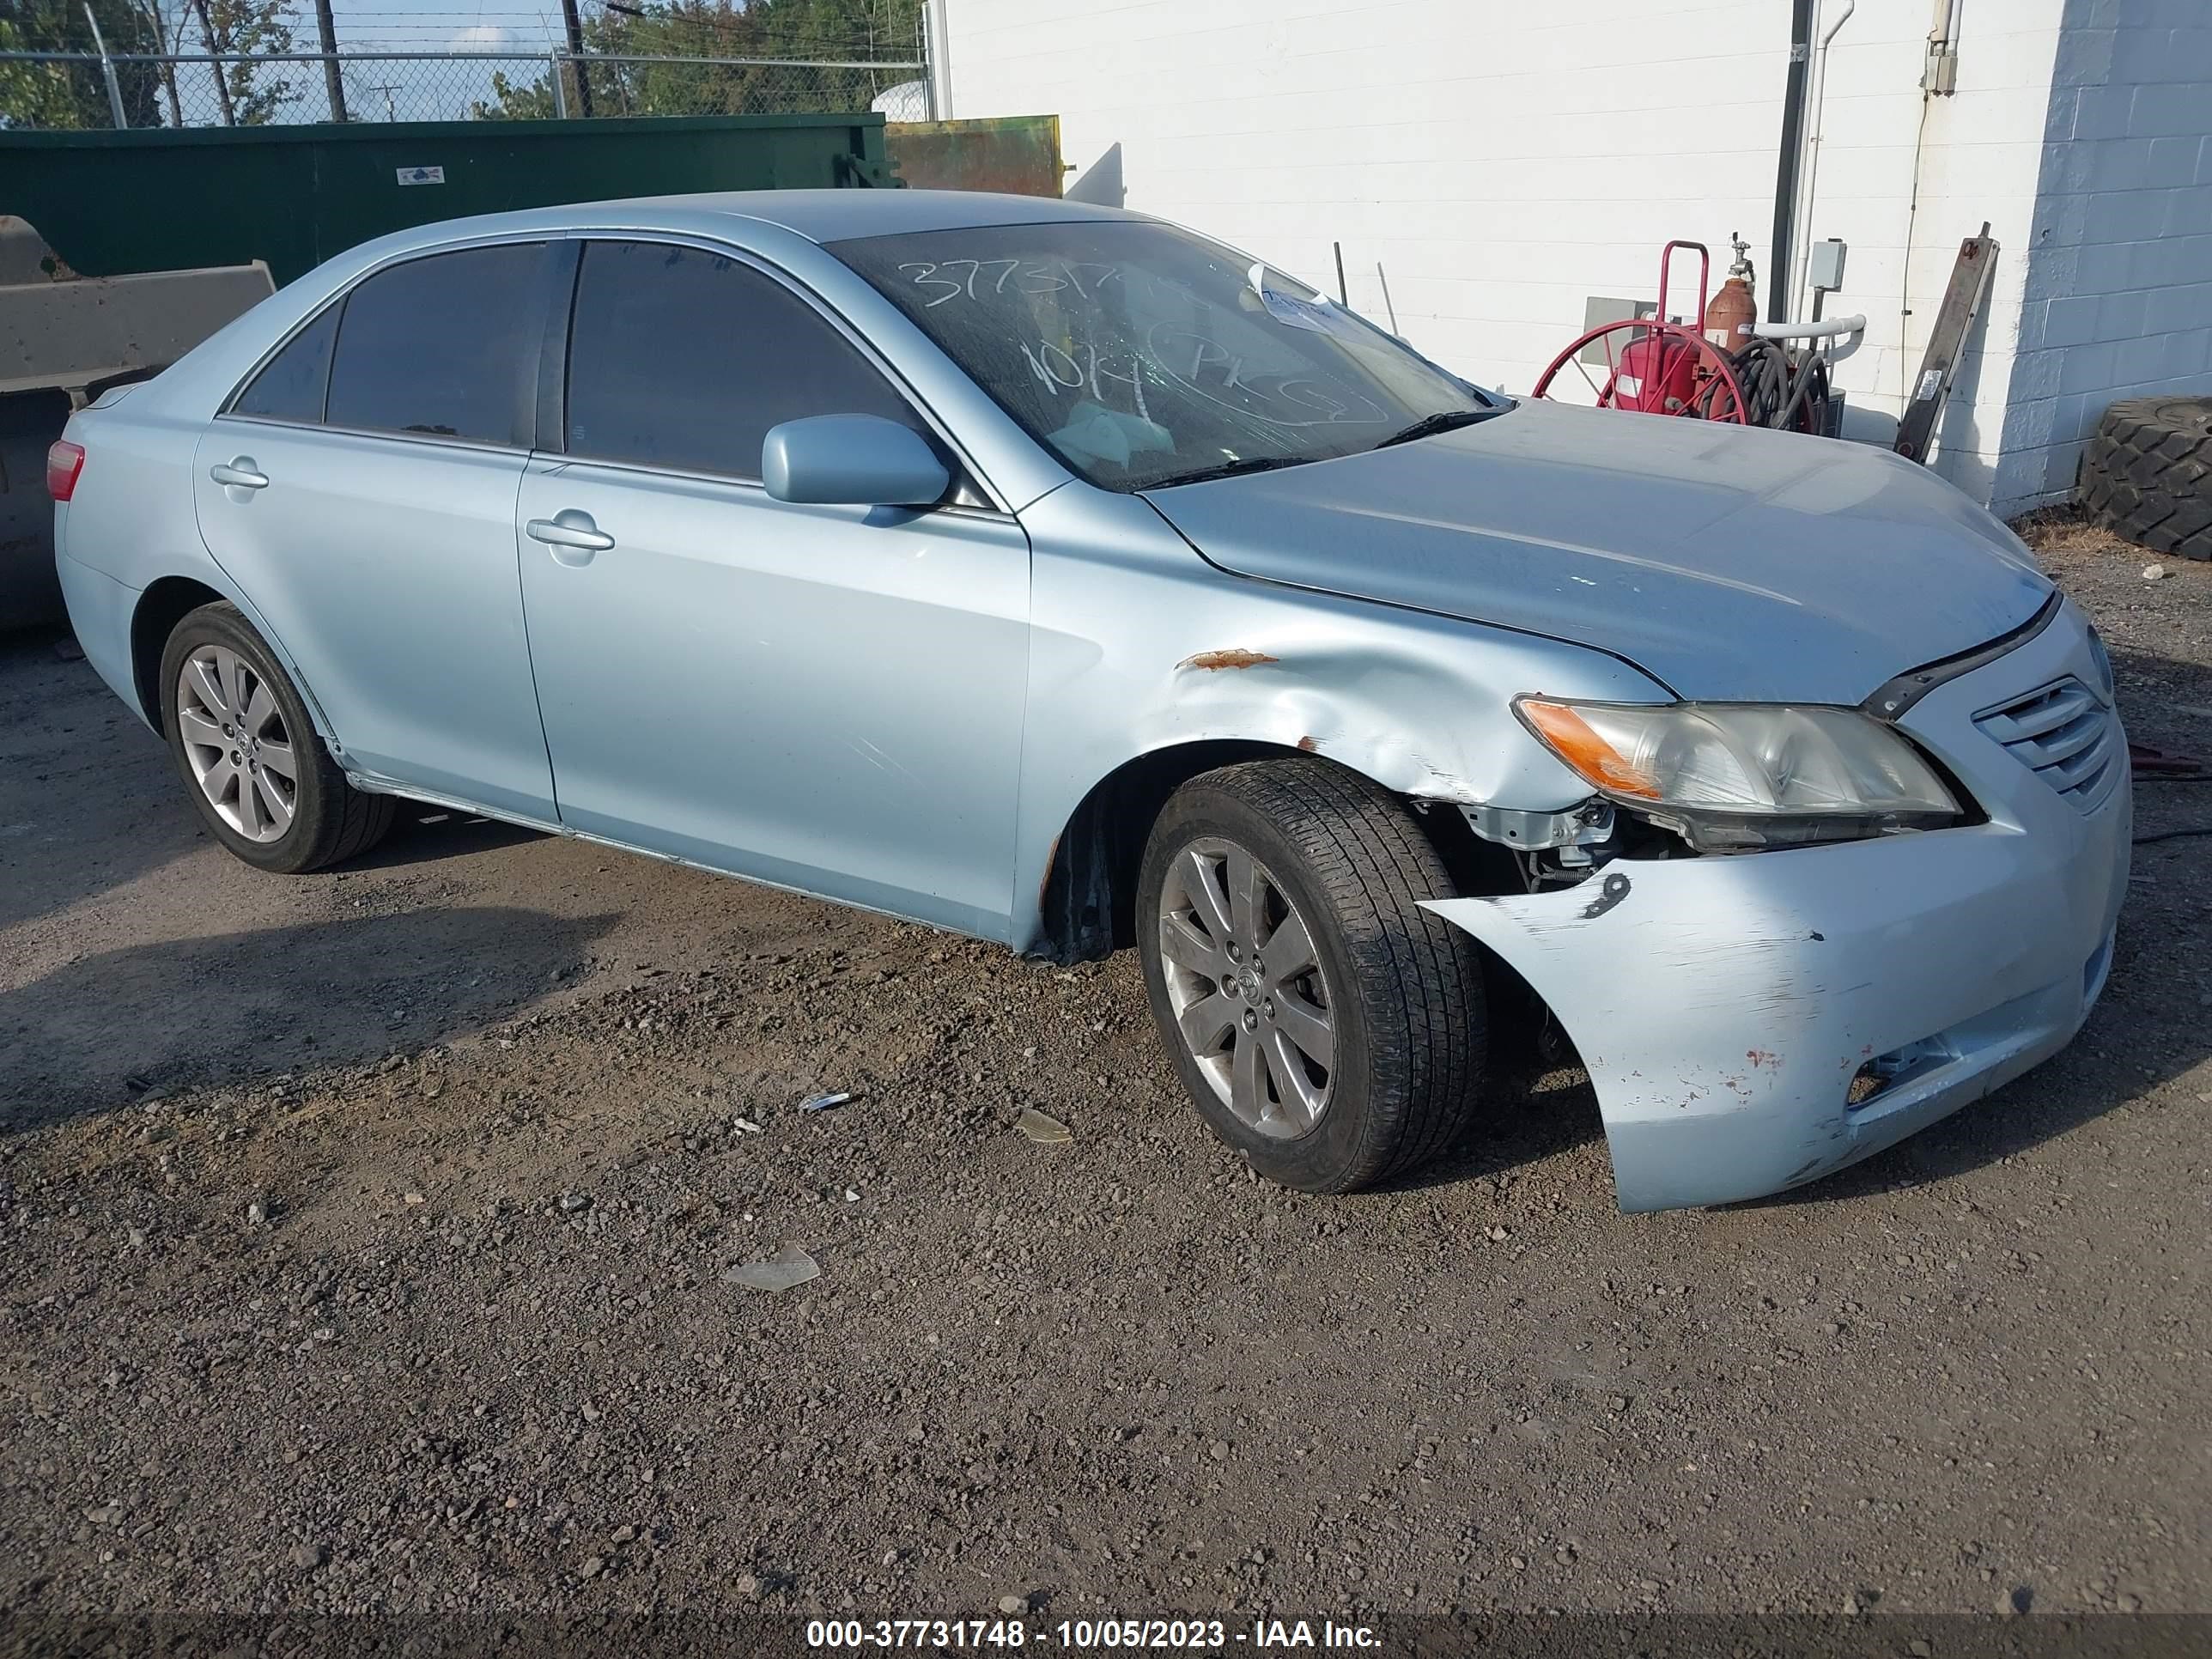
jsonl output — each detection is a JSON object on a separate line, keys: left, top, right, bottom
{"left": 829, "top": 219, "right": 1495, "bottom": 492}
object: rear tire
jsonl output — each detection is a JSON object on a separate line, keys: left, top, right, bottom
{"left": 158, "top": 602, "right": 394, "bottom": 874}
{"left": 1136, "top": 757, "right": 1486, "bottom": 1193}
{"left": 2078, "top": 395, "right": 2212, "bottom": 561}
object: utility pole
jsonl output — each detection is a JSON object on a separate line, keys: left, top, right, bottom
{"left": 313, "top": 0, "right": 347, "bottom": 122}
{"left": 558, "top": 0, "right": 592, "bottom": 117}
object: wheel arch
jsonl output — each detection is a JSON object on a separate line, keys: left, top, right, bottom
{"left": 1029, "top": 738, "right": 1520, "bottom": 964}
{"left": 131, "top": 575, "right": 229, "bottom": 737}
{"left": 131, "top": 574, "right": 332, "bottom": 744}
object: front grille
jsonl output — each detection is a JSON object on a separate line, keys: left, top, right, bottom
{"left": 1972, "top": 677, "right": 2122, "bottom": 813}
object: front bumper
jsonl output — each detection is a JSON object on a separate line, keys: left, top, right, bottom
{"left": 1427, "top": 599, "right": 2131, "bottom": 1212}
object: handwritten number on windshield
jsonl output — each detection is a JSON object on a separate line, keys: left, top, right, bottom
{"left": 1021, "top": 339, "right": 1088, "bottom": 392}
{"left": 902, "top": 255, "right": 1389, "bottom": 429}
{"left": 899, "top": 260, "right": 1125, "bottom": 306}
{"left": 897, "top": 258, "right": 1054, "bottom": 306}
{"left": 897, "top": 262, "right": 963, "bottom": 306}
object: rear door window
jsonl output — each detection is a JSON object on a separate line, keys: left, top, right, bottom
{"left": 325, "top": 243, "right": 544, "bottom": 444}
{"left": 232, "top": 305, "right": 339, "bottom": 423}
{"left": 562, "top": 240, "right": 924, "bottom": 481}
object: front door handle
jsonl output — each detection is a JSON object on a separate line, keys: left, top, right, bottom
{"left": 210, "top": 458, "right": 269, "bottom": 489}
{"left": 526, "top": 510, "right": 615, "bottom": 564}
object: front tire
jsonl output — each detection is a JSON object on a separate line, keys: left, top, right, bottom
{"left": 158, "top": 602, "right": 393, "bottom": 874}
{"left": 1137, "top": 758, "right": 1486, "bottom": 1193}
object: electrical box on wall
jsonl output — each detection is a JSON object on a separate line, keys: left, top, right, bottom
{"left": 1809, "top": 238, "right": 1848, "bottom": 293}
{"left": 1579, "top": 295, "right": 1658, "bottom": 364}
{"left": 1924, "top": 40, "right": 1958, "bottom": 95}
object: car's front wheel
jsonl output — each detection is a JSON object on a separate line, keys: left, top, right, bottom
{"left": 1136, "top": 757, "right": 1486, "bottom": 1192}
{"left": 158, "top": 601, "right": 394, "bottom": 873}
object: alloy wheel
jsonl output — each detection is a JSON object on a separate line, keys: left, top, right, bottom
{"left": 175, "top": 645, "right": 296, "bottom": 842}
{"left": 1156, "top": 836, "right": 1335, "bottom": 1139}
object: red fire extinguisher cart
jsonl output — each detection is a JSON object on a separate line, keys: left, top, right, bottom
{"left": 1531, "top": 240, "right": 1749, "bottom": 422}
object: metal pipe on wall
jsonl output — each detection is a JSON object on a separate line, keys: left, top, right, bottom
{"left": 1767, "top": 0, "right": 1814, "bottom": 322}
{"left": 1790, "top": 0, "right": 1856, "bottom": 326}
{"left": 926, "top": 0, "right": 954, "bottom": 123}
{"left": 1924, "top": 0, "right": 1962, "bottom": 94}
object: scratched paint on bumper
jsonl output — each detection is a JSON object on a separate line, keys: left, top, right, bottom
{"left": 1426, "top": 817, "right": 2124, "bottom": 1211}
{"left": 1426, "top": 601, "right": 2133, "bottom": 1213}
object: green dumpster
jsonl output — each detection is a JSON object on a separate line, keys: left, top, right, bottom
{"left": 0, "top": 112, "right": 896, "bottom": 287}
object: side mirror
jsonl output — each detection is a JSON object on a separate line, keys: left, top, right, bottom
{"left": 762, "top": 414, "right": 951, "bottom": 508}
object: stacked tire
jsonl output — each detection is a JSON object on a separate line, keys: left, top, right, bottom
{"left": 2078, "top": 395, "right": 2212, "bottom": 561}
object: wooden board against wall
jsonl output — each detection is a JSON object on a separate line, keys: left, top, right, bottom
{"left": 886, "top": 115, "right": 1063, "bottom": 198}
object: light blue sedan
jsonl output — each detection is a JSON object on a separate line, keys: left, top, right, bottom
{"left": 48, "top": 191, "right": 2129, "bottom": 1210}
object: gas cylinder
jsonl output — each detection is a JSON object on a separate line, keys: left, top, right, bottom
{"left": 1705, "top": 231, "right": 1759, "bottom": 351}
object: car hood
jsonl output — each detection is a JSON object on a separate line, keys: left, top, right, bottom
{"left": 1138, "top": 398, "right": 2052, "bottom": 704}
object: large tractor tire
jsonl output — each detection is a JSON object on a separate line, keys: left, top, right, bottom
{"left": 2078, "top": 395, "right": 2212, "bottom": 561}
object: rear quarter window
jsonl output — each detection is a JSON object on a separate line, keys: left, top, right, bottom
{"left": 231, "top": 305, "right": 339, "bottom": 423}
{"left": 324, "top": 243, "right": 544, "bottom": 444}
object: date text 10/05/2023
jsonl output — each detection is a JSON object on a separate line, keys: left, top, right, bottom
{"left": 805, "top": 1618, "right": 1382, "bottom": 1650}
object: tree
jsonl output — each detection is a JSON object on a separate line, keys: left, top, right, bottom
{"left": 471, "top": 66, "right": 556, "bottom": 122}
{"left": 0, "top": 0, "right": 294, "bottom": 126}
{"left": 0, "top": 0, "right": 162, "bottom": 129}
{"left": 185, "top": 0, "right": 295, "bottom": 126}
{"left": 135, "top": 0, "right": 198, "bottom": 127}
{"left": 471, "top": 0, "right": 923, "bottom": 121}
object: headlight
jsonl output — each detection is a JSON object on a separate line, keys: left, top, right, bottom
{"left": 1515, "top": 697, "right": 1965, "bottom": 851}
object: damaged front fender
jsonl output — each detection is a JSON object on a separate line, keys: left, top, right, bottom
{"left": 1008, "top": 484, "right": 1678, "bottom": 951}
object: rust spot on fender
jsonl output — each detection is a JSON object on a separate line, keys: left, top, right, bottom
{"left": 1296, "top": 734, "right": 1319, "bottom": 752}
{"left": 1178, "top": 648, "right": 1279, "bottom": 672}
{"left": 1037, "top": 833, "right": 1060, "bottom": 916}
{"left": 1746, "top": 1048, "right": 1779, "bottom": 1071}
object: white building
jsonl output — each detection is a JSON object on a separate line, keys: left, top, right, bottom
{"left": 928, "top": 0, "right": 2212, "bottom": 516}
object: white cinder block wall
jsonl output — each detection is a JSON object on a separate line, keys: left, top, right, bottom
{"left": 1802, "top": 0, "right": 2064, "bottom": 507}
{"left": 936, "top": 0, "right": 2212, "bottom": 514}
{"left": 938, "top": 0, "right": 1788, "bottom": 414}
{"left": 2002, "top": 0, "right": 2212, "bottom": 511}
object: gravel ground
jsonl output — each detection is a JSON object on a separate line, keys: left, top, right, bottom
{"left": 1, "top": 514, "right": 2208, "bottom": 1637}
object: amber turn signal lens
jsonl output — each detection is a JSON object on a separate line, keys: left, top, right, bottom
{"left": 1518, "top": 700, "right": 1663, "bottom": 799}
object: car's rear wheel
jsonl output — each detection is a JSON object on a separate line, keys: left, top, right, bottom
{"left": 158, "top": 602, "right": 393, "bottom": 873}
{"left": 1136, "top": 757, "right": 1486, "bottom": 1192}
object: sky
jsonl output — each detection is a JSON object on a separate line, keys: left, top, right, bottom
{"left": 320, "top": 0, "right": 570, "bottom": 56}
{"left": 264, "top": 3, "right": 573, "bottom": 123}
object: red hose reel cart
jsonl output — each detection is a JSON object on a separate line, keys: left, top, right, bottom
{"left": 1529, "top": 240, "right": 1749, "bottom": 424}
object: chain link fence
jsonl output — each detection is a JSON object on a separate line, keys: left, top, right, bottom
{"left": 0, "top": 49, "right": 928, "bottom": 131}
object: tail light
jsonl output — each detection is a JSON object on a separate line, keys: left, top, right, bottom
{"left": 46, "top": 439, "right": 86, "bottom": 502}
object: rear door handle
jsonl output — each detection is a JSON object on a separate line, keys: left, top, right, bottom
{"left": 526, "top": 510, "right": 615, "bottom": 563}
{"left": 210, "top": 458, "right": 269, "bottom": 489}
